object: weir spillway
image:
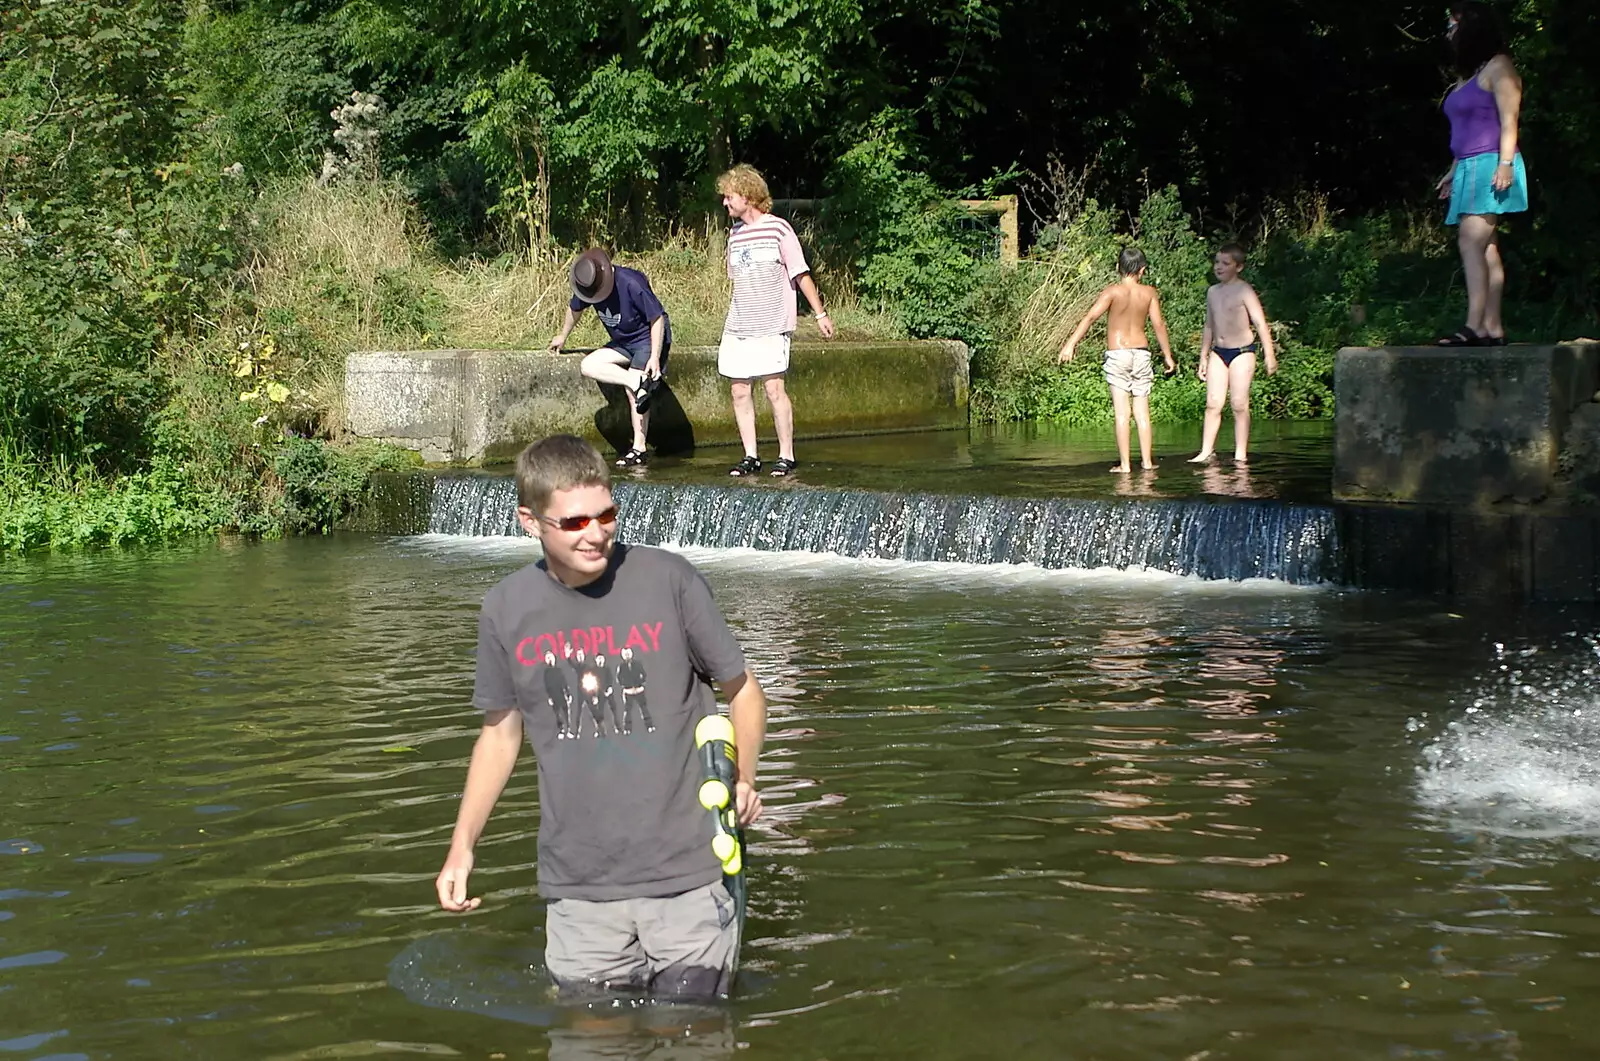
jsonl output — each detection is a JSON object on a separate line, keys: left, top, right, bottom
{"left": 378, "top": 474, "right": 1342, "bottom": 586}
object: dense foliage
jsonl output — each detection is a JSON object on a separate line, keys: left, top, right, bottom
{"left": 2, "top": 0, "right": 1596, "bottom": 551}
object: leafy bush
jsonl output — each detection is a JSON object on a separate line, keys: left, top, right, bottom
{"left": 823, "top": 111, "right": 998, "bottom": 347}
{"left": 0, "top": 433, "right": 230, "bottom": 554}
{"left": 0, "top": 226, "right": 166, "bottom": 472}
{"left": 271, "top": 437, "right": 417, "bottom": 536}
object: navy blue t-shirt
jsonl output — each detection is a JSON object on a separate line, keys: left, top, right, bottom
{"left": 569, "top": 265, "right": 672, "bottom": 350}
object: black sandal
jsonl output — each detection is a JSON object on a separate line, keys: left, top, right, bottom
{"left": 768, "top": 457, "right": 797, "bottom": 477}
{"left": 1437, "top": 329, "right": 1484, "bottom": 347}
{"left": 614, "top": 448, "right": 647, "bottom": 468}
{"left": 728, "top": 455, "right": 762, "bottom": 477}
{"left": 633, "top": 375, "right": 663, "bottom": 414}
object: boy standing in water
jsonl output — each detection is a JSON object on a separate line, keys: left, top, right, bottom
{"left": 1190, "top": 243, "right": 1278, "bottom": 464}
{"left": 434, "top": 435, "right": 767, "bottom": 1000}
{"left": 1059, "top": 247, "right": 1177, "bottom": 473}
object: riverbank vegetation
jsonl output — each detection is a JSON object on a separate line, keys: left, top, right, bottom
{"left": 3, "top": 0, "right": 1595, "bottom": 553}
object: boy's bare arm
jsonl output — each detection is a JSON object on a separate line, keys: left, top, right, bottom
{"left": 1244, "top": 286, "right": 1278, "bottom": 374}
{"left": 549, "top": 306, "right": 581, "bottom": 352}
{"left": 719, "top": 668, "right": 768, "bottom": 825}
{"left": 1197, "top": 288, "right": 1215, "bottom": 379}
{"left": 1059, "top": 288, "right": 1113, "bottom": 362}
{"left": 436, "top": 708, "right": 523, "bottom": 912}
{"left": 1148, "top": 292, "right": 1176, "bottom": 370}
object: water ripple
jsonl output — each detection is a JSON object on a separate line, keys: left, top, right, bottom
{"left": 0, "top": 537, "right": 1594, "bottom": 1059}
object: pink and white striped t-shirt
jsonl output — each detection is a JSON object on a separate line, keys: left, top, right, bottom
{"left": 723, "top": 214, "right": 810, "bottom": 338}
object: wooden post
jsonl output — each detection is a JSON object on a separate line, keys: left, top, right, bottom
{"left": 958, "top": 195, "right": 1019, "bottom": 265}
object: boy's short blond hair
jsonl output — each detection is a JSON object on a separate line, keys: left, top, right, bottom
{"left": 716, "top": 164, "right": 772, "bottom": 213}
{"left": 515, "top": 434, "right": 611, "bottom": 512}
{"left": 1217, "top": 243, "right": 1247, "bottom": 266}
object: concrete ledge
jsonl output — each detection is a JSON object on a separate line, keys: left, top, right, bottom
{"left": 344, "top": 340, "right": 969, "bottom": 464}
{"left": 1336, "top": 501, "right": 1599, "bottom": 601}
{"left": 1334, "top": 343, "right": 1600, "bottom": 505}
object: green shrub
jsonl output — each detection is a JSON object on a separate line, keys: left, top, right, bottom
{"left": 271, "top": 436, "right": 418, "bottom": 536}
{"left": 823, "top": 111, "right": 996, "bottom": 347}
{"left": 0, "top": 240, "right": 166, "bottom": 473}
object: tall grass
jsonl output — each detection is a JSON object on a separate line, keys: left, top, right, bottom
{"left": 180, "top": 179, "right": 896, "bottom": 437}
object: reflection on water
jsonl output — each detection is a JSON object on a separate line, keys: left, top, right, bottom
{"left": 0, "top": 537, "right": 1597, "bottom": 1059}
{"left": 1193, "top": 461, "right": 1262, "bottom": 499}
{"left": 390, "top": 933, "right": 737, "bottom": 1060}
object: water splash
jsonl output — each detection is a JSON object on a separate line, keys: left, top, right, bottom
{"left": 424, "top": 476, "right": 1340, "bottom": 585}
{"left": 1417, "top": 636, "right": 1600, "bottom": 837}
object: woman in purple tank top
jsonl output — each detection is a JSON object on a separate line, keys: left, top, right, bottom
{"left": 1435, "top": 2, "right": 1527, "bottom": 347}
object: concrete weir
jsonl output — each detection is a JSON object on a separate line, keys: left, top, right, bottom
{"left": 343, "top": 340, "right": 969, "bottom": 464}
{"left": 1334, "top": 342, "right": 1600, "bottom": 601}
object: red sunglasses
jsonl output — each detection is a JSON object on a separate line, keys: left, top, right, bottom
{"left": 535, "top": 506, "right": 619, "bottom": 532}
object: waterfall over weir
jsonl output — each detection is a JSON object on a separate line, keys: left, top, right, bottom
{"left": 422, "top": 476, "right": 1341, "bottom": 585}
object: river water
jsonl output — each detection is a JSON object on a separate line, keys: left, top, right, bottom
{"left": 2, "top": 535, "right": 1598, "bottom": 1060}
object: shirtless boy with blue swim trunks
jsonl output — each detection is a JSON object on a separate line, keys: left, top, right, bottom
{"left": 1189, "top": 243, "right": 1279, "bottom": 465}
{"left": 1059, "top": 247, "right": 1176, "bottom": 473}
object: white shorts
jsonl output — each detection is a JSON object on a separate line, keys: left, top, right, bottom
{"left": 718, "top": 332, "right": 791, "bottom": 379}
{"left": 1103, "top": 348, "right": 1154, "bottom": 397}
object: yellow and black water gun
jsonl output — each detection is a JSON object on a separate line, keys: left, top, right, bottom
{"left": 695, "top": 714, "right": 747, "bottom": 935}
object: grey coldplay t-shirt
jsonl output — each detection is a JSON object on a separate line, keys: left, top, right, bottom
{"left": 473, "top": 544, "right": 747, "bottom": 901}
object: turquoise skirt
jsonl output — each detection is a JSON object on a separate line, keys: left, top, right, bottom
{"left": 1446, "top": 151, "right": 1528, "bottom": 224}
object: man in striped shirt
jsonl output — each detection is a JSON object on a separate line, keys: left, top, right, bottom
{"left": 716, "top": 164, "right": 835, "bottom": 478}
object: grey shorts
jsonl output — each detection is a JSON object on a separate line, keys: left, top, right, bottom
{"left": 545, "top": 880, "right": 740, "bottom": 1000}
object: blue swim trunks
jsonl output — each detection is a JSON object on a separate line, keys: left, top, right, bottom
{"left": 1212, "top": 342, "right": 1258, "bottom": 368}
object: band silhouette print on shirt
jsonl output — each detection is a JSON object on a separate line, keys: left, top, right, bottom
{"left": 522, "top": 625, "right": 659, "bottom": 739}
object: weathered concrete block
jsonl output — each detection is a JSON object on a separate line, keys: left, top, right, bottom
{"left": 1334, "top": 343, "right": 1600, "bottom": 505}
{"left": 1335, "top": 499, "right": 1600, "bottom": 600}
{"left": 1558, "top": 399, "right": 1600, "bottom": 504}
{"left": 1531, "top": 515, "right": 1597, "bottom": 602}
{"left": 344, "top": 350, "right": 465, "bottom": 463}
{"left": 344, "top": 341, "right": 969, "bottom": 464}
{"left": 1447, "top": 510, "right": 1531, "bottom": 598}
{"left": 1334, "top": 502, "right": 1452, "bottom": 593}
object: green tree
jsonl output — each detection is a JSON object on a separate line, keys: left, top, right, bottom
{"left": 635, "top": 0, "right": 861, "bottom": 175}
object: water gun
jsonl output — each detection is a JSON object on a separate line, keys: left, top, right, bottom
{"left": 694, "top": 714, "right": 748, "bottom": 937}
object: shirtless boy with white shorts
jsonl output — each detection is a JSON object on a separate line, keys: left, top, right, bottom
{"left": 1058, "top": 247, "right": 1177, "bottom": 473}
{"left": 1189, "top": 243, "right": 1279, "bottom": 464}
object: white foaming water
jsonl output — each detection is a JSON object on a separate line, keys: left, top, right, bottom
{"left": 1417, "top": 637, "right": 1600, "bottom": 837}
{"left": 669, "top": 545, "right": 1317, "bottom": 597}
{"left": 401, "top": 535, "right": 1317, "bottom": 597}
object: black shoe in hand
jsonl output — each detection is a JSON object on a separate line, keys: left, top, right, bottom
{"left": 634, "top": 374, "right": 663, "bottom": 414}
